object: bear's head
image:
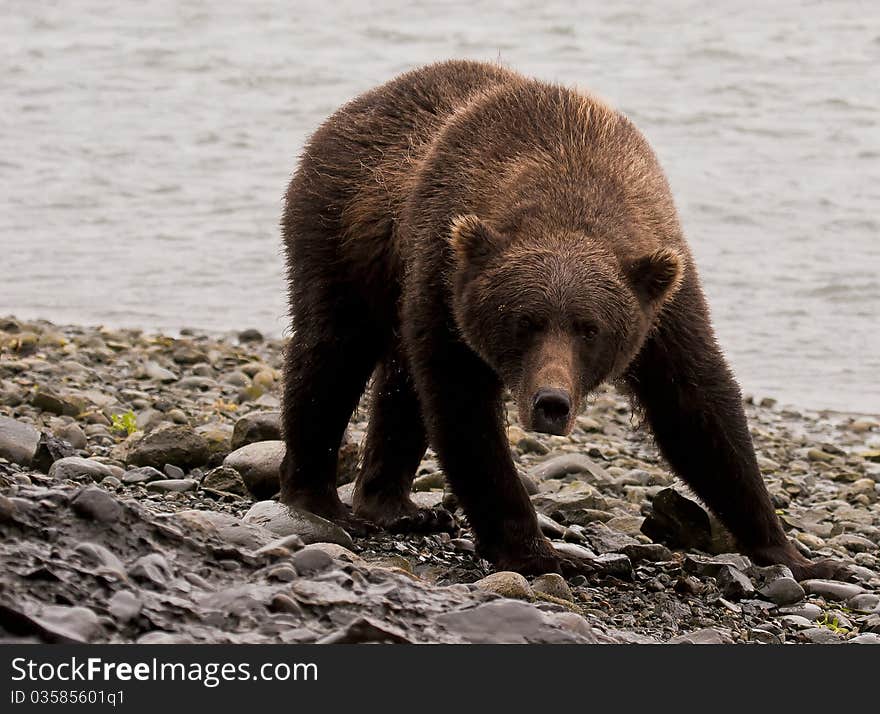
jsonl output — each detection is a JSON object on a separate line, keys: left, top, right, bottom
{"left": 449, "top": 214, "right": 683, "bottom": 436}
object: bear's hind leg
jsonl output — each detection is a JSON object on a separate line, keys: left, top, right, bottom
{"left": 352, "top": 346, "right": 457, "bottom": 534}
{"left": 279, "top": 303, "right": 382, "bottom": 534}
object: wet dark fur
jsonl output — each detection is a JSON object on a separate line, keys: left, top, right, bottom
{"left": 279, "top": 60, "right": 836, "bottom": 580}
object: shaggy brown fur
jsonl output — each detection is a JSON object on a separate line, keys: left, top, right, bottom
{"left": 279, "top": 60, "right": 835, "bottom": 579}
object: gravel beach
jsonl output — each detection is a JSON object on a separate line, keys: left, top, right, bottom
{"left": 1, "top": 316, "right": 878, "bottom": 644}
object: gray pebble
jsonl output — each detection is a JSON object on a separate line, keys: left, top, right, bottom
{"left": 669, "top": 627, "right": 732, "bottom": 644}
{"left": 532, "top": 573, "right": 573, "bottom": 601}
{"left": 799, "top": 627, "right": 844, "bottom": 644}
{"left": 146, "top": 478, "right": 198, "bottom": 493}
{"left": 759, "top": 576, "right": 805, "bottom": 606}
{"left": 243, "top": 500, "right": 353, "bottom": 548}
{"left": 49, "top": 456, "right": 116, "bottom": 483}
{"left": 801, "top": 579, "right": 864, "bottom": 601}
{"left": 621, "top": 543, "right": 674, "bottom": 563}
{"left": 451, "top": 538, "right": 476, "bottom": 553}
{"left": 850, "top": 633, "right": 880, "bottom": 644}
{"left": 847, "top": 593, "right": 880, "bottom": 613}
{"left": 231, "top": 411, "right": 282, "bottom": 449}
{"left": 123, "top": 466, "right": 167, "bottom": 484}
{"left": 73, "top": 542, "right": 125, "bottom": 577}
{"left": 71, "top": 486, "right": 122, "bottom": 523}
{"left": 107, "top": 590, "right": 142, "bottom": 622}
{"left": 290, "top": 548, "right": 333, "bottom": 574}
{"left": 0, "top": 416, "right": 41, "bottom": 467}
{"left": 224, "top": 442, "right": 284, "bottom": 499}
{"left": 717, "top": 565, "right": 755, "bottom": 600}
{"left": 36, "top": 605, "right": 102, "bottom": 643}
{"left": 163, "top": 464, "right": 185, "bottom": 480}
{"left": 749, "top": 628, "right": 781, "bottom": 644}
{"left": 536, "top": 512, "right": 566, "bottom": 539}
{"left": 267, "top": 565, "right": 298, "bottom": 582}
{"left": 129, "top": 553, "right": 172, "bottom": 586}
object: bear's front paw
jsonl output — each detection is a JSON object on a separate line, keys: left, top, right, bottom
{"left": 493, "top": 538, "right": 594, "bottom": 578}
{"left": 354, "top": 493, "right": 459, "bottom": 535}
{"left": 386, "top": 507, "right": 459, "bottom": 536}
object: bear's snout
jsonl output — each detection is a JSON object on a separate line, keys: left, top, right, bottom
{"left": 531, "top": 387, "right": 572, "bottom": 435}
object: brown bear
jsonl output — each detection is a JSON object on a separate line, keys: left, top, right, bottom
{"left": 279, "top": 59, "right": 834, "bottom": 580}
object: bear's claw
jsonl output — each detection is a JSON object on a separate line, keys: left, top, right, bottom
{"left": 386, "top": 507, "right": 459, "bottom": 536}
{"left": 493, "top": 541, "right": 595, "bottom": 578}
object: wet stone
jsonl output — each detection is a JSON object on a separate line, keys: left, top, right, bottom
{"left": 758, "top": 576, "right": 805, "bottom": 606}
{"left": 36, "top": 605, "right": 102, "bottom": 643}
{"left": 776, "top": 603, "right": 823, "bottom": 621}
{"left": 163, "top": 464, "right": 185, "bottom": 480}
{"left": 231, "top": 411, "right": 281, "bottom": 450}
{"left": 52, "top": 422, "right": 87, "bottom": 450}
{"left": 253, "top": 534, "right": 306, "bottom": 557}
{"left": 593, "top": 553, "right": 633, "bottom": 578}
{"left": 847, "top": 593, "right": 880, "bottom": 613}
{"left": 267, "top": 565, "right": 298, "bottom": 582}
{"left": 536, "top": 512, "right": 566, "bottom": 539}
{"left": 290, "top": 548, "right": 334, "bottom": 575}
{"left": 243, "top": 500, "right": 353, "bottom": 548}
{"left": 107, "top": 591, "right": 142, "bottom": 622}
{"left": 684, "top": 553, "right": 750, "bottom": 577}
{"left": 850, "top": 633, "right": 880, "bottom": 644}
{"left": 552, "top": 542, "right": 598, "bottom": 561}
{"left": 474, "top": 572, "right": 534, "bottom": 600}
{"left": 122, "top": 466, "right": 167, "bottom": 484}
{"left": 580, "top": 521, "right": 638, "bottom": 553}
{"left": 529, "top": 453, "right": 611, "bottom": 482}
{"left": 71, "top": 486, "right": 122, "bottom": 523}
{"left": 31, "top": 389, "right": 81, "bottom": 416}
{"left": 123, "top": 425, "right": 210, "bottom": 469}
{"left": 412, "top": 471, "right": 446, "bottom": 491}
{"left": 801, "top": 579, "right": 864, "bottom": 601}
{"left": 268, "top": 593, "right": 303, "bottom": 616}
{"left": 451, "top": 538, "right": 476, "bottom": 553}
{"left": 223, "top": 441, "right": 284, "bottom": 499}
{"left": 436, "top": 600, "right": 590, "bottom": 644}
{"left": 642, "top": 489, "right": 735, "bottom": 554}
{"left": 33, "top": 432, "right": 77, "bottom": 473}
{"left": 146, "top": 478, "right": 198, "bottom": 493}
{"left": 799, "top": 627, "right": 844, "bottom": 644}
{"left": 716, "top": 565, "right": 755, "bottom": 601}
{"left": 0, "top": 494, "right": 16, "bottom": 522}
{"left": 621, "top": 543, "right": 673, "bottom": 563}
{"left": 129, "top": 553, "right": 172, "bottom": 587}
{"left": 531, "top": 573, "right": 573, "bottom": 601}
{"left": 778, "top": 615, "right": 814, "bottom": 629}
{"left": 48, "top": 456, "right": 115, "bottom": 483}
{"left": 73, "top": 542, "right": 125, "bottom": 578}
{"left": 669, "top": 627, "right": 732, "bottom": 644}
{"left": 201, "top": 465, "right": 248, "bottom": 496}
{"left": 174, "top": 509, "right": 272, "bottom": 551}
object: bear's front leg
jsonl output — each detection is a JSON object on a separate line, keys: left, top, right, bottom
{"left": 626, "top": 277, "right": 840, "bottom": 581}
{"left": 403, "top": 310, "right": 589, "bottom": 577}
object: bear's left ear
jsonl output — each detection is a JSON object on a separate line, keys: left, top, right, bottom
{"left": 624, "top": 247, "right": 684, "bottom": 309}
{"left": 449, "top": 214, "right": 505, "bottom": 268}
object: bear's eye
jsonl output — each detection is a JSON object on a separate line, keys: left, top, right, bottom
{"left": 516, "top": 315, "right": 543, "bottom": 335}
{"left": 575, "top": 321, "right": 599, "bottom": 340}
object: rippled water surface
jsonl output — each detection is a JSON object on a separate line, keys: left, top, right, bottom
{"left": 2, "top": 1, "right": 878, "bottom": 411}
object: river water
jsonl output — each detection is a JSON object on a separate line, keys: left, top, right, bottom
{"left": 2, "top": 1, "right": 878, "bottom": 412}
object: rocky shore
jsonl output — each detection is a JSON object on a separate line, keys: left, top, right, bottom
{"left": 1, "top": 316, "right": 878, "bottom": 644}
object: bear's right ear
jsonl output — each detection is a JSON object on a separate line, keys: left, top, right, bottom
{"left": 449, "top": 214, "right": 504, "bottom": 267}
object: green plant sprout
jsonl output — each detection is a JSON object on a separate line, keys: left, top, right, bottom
{"left": 111, "top": 410, "right": 137, "bottom": 436}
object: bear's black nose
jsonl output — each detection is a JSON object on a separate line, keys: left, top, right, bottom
{"left": 532, "top": 388, "right": 572, "bottom": 435}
